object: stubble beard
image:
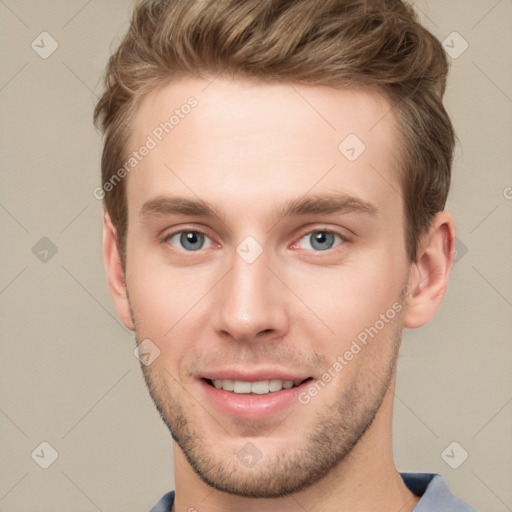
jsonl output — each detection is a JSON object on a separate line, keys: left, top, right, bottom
{"left": 137, "top": 321, "right": 402, "bottom": 498}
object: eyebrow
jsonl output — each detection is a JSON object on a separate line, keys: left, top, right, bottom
{"left": 273, "top": 194, "right": 378, "bottom": 218}
{"left": 140, "top": 193, "right": 378, "bottom": 222}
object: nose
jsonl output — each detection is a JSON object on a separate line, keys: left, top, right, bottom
{"left": 212, "top": 247, "right": 289, "bottom": 344}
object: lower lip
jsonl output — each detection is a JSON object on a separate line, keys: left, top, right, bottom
{"left": 200, "top": 379, "right": 311, "bottom": 420}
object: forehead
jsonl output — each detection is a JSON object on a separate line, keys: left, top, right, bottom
{"left": 126, "top": 77, "right": 402, "bottom": 220}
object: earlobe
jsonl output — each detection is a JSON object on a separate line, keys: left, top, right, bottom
{"left": 103, "top": 213, "right": 135, "bottom": 331}
{"left": 403, "top": 211, "right": 456, "bottom": 329}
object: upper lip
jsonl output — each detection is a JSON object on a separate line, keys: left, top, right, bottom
{"left": 199, "top": 368, "right": 312, "bottom": 382}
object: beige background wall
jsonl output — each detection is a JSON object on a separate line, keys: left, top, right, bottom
{"left": 0, "top": 1, "right": 511, "bottom": 511}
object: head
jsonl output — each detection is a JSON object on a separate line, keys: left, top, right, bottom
{"left": 95, "top": 0, "right": 456, "bottom": 499}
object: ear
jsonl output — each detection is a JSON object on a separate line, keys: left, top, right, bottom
{"left": 103, "top": 213, "right": 135, "bottom": 331}
{"left": 403, "top": 211, "right": 456, "bottom": 329}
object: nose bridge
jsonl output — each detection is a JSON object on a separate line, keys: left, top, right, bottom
{"left": 213, "top": 246, "right": 287, "bottom": 341}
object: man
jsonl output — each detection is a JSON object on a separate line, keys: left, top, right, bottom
{"left": 93, "top": 0, "right": 477, "bottom": 510}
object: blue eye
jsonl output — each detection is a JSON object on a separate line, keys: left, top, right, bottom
{"left": 167, "top": 231, "right": 213, "bottom": 251}
{"left": 297, "top": 231, "right": 343, "bottom": 251}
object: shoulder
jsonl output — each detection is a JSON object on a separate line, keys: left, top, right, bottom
{"left": 148, "top": 490, "right": 175, "bottom": 512}
{"left": 400, "top": 472, "right": 477, "bottom": 511}
{"left": 148, "top": 476, "right": 478, "bottom": 512}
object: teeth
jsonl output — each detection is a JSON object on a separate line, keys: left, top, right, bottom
{"left": 212, "top": 379, "right": 299, "bottom": 394}
{"left": 269, "top": 379, "right": 283, "bottom": 392}
{"left": 222, "top": 379, "right": 234, "bottom": 391}
{"left": 233, "top": 381, "right": 252, "bottom": 393}
{"left": 251, "top": 380, "right": 270, "bottom": 395}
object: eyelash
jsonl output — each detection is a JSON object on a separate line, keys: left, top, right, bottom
{"left": 162, "top": 226, "right": 348, "bottom": 253}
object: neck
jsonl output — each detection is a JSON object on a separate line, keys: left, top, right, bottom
{"left": 171, "top": 381, "right": 420, "bottom": 512}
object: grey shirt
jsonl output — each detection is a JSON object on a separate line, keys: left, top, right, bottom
{"left": 148, "top": 472, "right": 477, "bottom": 511}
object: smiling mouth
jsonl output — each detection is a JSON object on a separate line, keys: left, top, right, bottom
{"left": 204, "top": 378, "right": 313, "bottom": 395}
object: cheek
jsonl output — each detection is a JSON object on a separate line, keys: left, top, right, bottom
{"left": 125, "top": 248, "right": 215, "bottom": 340}
{"left": 125, "top": 247, "right": 171, "bottom": 336}
{"left": 283, "top": 256, "right": 405, "bottom": 343}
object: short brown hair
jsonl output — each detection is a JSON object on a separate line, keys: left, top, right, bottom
{"left": 93, "top": 0, "right": 455, "bottom": 264}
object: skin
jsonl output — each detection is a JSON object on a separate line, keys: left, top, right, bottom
{"left": 103, "top": 77, "right": 455, "bottom": 512}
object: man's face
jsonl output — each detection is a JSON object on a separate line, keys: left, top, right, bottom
{"left": 122, "top": 77, "right": 412, "bottom": 497}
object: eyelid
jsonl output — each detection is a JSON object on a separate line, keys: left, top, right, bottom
{"left": 161, "top": 223, "right": 213, "bottom": 239}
